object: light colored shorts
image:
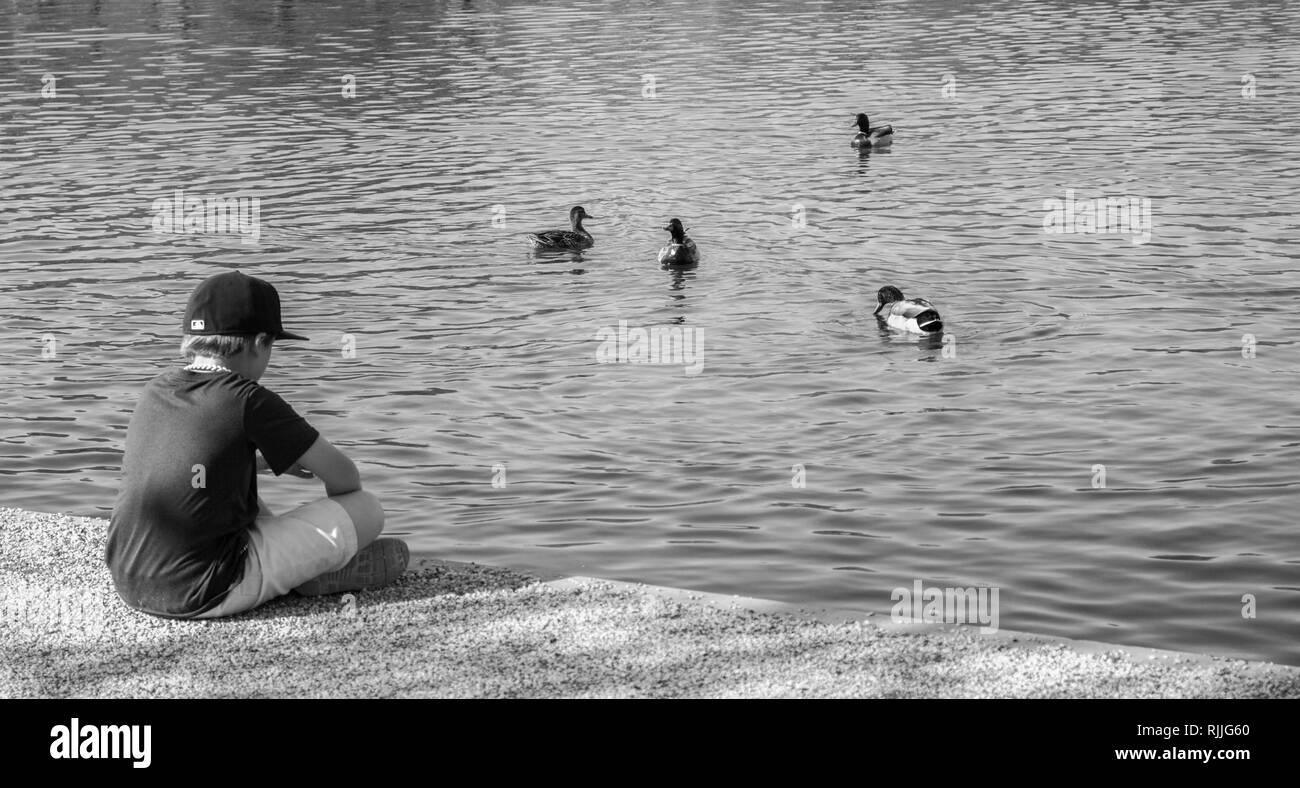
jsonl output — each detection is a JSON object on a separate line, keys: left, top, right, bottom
{"left": 197, "top": 497, "right": 359, "bottom": 618}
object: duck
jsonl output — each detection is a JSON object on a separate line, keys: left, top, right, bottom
{"left": 528, "top": 206, "right": 595, "bottom": 250}
{"left": 874, "top": 285, "right": 943, "bottom": 333}
{"left": 851, "top": 113, "right": 894, "bottom": 147}
{"left": 657, "top": 218, "right": 698, "bottom": 267}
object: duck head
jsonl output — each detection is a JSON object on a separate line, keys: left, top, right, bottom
{"left": 854, "top": 113, "right": 872, "bottom": 132}
{"left": 570, "top": 206, "right": 596, "bottom": 227}
{"left": 663, "top": 218, "right": 687, "bottom": 242}
{"left": 873, "top": 285, "right": 905, "bottom": 314}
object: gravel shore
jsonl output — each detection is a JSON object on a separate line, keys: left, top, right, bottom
{"left": 2, "top": 507, "right": 1296, "bottom": 698}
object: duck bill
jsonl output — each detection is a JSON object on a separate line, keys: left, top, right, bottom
{"left": 873, "top": 303, "right": 885, "bottom": 315}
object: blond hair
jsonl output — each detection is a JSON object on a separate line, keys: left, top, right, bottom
{"left": 180, "top": 332, "right": 274, "bottom": 361}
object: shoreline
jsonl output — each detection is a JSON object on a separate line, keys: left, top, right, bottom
{"left": 3, "top": 507, "right": 1296, "bottom": 698}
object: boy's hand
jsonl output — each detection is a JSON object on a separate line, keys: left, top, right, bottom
{"left": 259, "top": 452, "right": 314, "bottom": 478}
{"left": 284, "top": 463, "right": 315, "bottom": 479}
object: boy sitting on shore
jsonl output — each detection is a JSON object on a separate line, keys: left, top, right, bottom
{"left": 106, "top": 271, "right": 408, "bottom": 618}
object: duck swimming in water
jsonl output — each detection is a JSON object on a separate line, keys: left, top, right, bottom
{"left": 657, "top": 218, "right": 698, "bottom": 267}
{"left": 874, "top": 285, "right": 943, "bottom": 333}
{"left": 528, "top": 206, "right": 595, "bottom": 250}
{"left": 851, "top": 113, "right": 894, "bottom": 148}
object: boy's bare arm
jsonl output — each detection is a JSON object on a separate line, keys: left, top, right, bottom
{"left": 293, "top": 435, "right": 362, "bottom": 496}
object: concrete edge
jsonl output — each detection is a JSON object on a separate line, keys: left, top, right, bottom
{"left": 16, "top": 519, "right": 1297, "bottom": 677}
{"left": 537, "top": 575, "right": 1298, "bottom": 674}
{"left": 416, "top": 556, "right": 1297, "bottom": 673}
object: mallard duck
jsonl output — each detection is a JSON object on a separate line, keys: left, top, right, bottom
{"left": 851, "top": 113, "right": 894, "bottom": 147}
{"left": 657, "top": 218, "right": 698, "bottom": 267}
{"left": 528, "top": 206, "right": 595, "bottom": 250}
{"left": 874, "top": 285, "right": 943, "bottom": 333}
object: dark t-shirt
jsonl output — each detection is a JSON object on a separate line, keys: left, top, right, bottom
{"left": 105, "top": 368, "right": 320, "bottom": 618}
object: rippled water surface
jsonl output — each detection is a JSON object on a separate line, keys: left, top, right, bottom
{"left": 2, "top": 0, "right": 1298, "bottom": 665}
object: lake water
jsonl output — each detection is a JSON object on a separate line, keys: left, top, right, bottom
{"left": 1, "top": 0, "right": 1298, "bottom": 666}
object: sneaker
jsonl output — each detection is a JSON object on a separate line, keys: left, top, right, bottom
{"left": 294, "top": 538, "right": 410, "bottom": 596}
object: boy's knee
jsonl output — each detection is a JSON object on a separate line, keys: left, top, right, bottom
{"left": 333, "top": 490, "right": 384, "bottom": 544}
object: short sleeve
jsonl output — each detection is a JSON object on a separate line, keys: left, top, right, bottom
{"left": 243, "top": 384, "right": 321, "bottom": 475}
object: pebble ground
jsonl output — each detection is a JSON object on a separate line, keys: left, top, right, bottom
{"left": 3, "top": 507, "right": 1296, "bottom": 698}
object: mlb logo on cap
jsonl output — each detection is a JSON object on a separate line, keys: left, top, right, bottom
{"left": 190, "top": 319, "right": 205, "bottom": 331}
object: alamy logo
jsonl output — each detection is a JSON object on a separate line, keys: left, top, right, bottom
{"left": 49, "top": 718, "right": 151, "bottom": 768}
{"left": 890, "top": 579, "right": 1000, "bottom": 634}
{"left": 595, "top": 320, "right": 704, "bottom": 375}
{"left": 152, "top": 188, "right": 261, "bottom": 244}
{"left": 1042, "top": 189, "right": 1152, "bottom": 245}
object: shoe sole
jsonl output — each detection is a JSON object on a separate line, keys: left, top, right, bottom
{"left": 295, "top": 538, "right": 410, "bottom": 596}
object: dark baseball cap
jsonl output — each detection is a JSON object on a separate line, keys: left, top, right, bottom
{"left": 182, "top": 271, "right": 308, "bottom": 341}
